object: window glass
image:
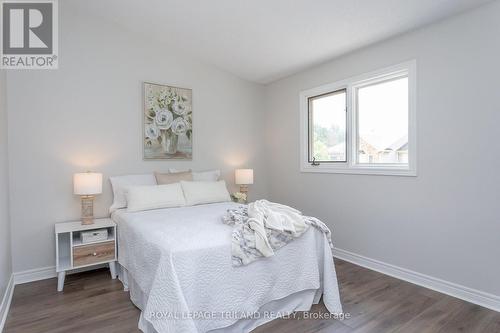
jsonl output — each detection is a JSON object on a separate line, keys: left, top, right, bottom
{"left": 308, "top": 89, "right": 347, "bottom": 162}
{"left": 357, "top": 77, "right": 408, "bottom": 164}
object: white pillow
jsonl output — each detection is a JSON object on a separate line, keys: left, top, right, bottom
{"left": 109, "top": 173, "right": 157, "bottom": 213}
{"left": 181, "top": 180, "right": 231, "bottom": 206}
{"left": 126, "top": 183, "right": 186, "bottom": 212}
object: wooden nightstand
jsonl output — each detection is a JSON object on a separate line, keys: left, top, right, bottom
{"left": 55, "top": 218, "right": 117, "bottom": 291}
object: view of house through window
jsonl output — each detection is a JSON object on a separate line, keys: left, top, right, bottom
{"left": 357, "top": 77, "right": 408, "bottom": 164}
{"left": 308, "top": 89, "right": 347, "bottom": 162}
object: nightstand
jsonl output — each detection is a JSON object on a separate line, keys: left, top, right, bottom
{"left": 55, "top": 218, "right": 117, "bottom": 291}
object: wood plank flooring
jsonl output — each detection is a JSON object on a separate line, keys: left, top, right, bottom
{"left": 4, "top": 259, "right": 500, "bottom": 332}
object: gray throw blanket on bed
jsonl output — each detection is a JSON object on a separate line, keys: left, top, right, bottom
{"left": 222, "top": 204, "right": 334, "bottom": 267}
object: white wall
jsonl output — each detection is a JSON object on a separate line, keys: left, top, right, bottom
{"left": 6, "top": 3, "right": 268, "bottom": 272}
{"left": 264, "top": 1, "right": 500, "bottom": 296}
{"left": 0, "top": 70, "right": 12, "bottom": 299}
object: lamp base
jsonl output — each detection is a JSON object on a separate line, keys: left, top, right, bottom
{"left": 81, "top": 196, "right": 95, "bottom": 225}
{"left": 239, "top": 185, "right": 249, "bottom": 203}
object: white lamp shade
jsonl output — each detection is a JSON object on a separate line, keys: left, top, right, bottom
{"left": 73, "top": 172, "right": 103, "bottom": 195}
{"left": 235, "top": 169, "right": 254, "bottom": 185}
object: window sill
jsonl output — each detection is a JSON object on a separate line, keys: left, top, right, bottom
{"left": 300, "top": 165, "right": 417, "bottom": 177}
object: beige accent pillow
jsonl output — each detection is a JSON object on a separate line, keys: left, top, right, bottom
{"left": 169, "top": 169, "right": 220, "bottom": 181}
{"left": 155, "top": 171, "right": 193, "bottom": 185}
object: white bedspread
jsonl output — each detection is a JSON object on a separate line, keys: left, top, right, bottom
{"left": 113, "top": 202, "right": 342, "bottom": 333}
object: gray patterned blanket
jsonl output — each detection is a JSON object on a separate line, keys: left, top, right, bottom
{"left": 222, "top": 206, "right": 334, "bottom": 266}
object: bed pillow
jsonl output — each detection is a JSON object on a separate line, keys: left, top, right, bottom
{"left": 109, "top": 173, "right": 157, "bottom": 213}
{"left": 180, "top": 180, "right": 231, "bottom": 206}
{"left": 126, "top": 183, "right": 186, "bottom": 212}
{"left": 155, "top": 171, "right": 193, "bottom": 185}
{"left": 169, "top": 169, "right": 221, "bottom": 181}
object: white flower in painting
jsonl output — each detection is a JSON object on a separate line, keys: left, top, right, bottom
{"left": 155, "top": 109, "right": 173, "bottom": 130}
{"left": 172, "top": 101, "right": 187, "bottom": 116}
{"left": 145, "top": 123, "right": 160, "bottom": 140}
{"left": 171, "top": 117, "right": 189, "bottom": 135}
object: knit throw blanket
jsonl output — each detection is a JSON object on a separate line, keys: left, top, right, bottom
{"left": 222, "top": 201, "right": 334, "bottom": 267}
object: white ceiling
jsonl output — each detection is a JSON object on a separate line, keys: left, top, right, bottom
{"left": 68, "top": 0, "right": 492, "bottom": 84}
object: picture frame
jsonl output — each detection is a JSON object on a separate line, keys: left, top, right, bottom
{"left": 143, "top": 82, "right": 193, "bottom": 160}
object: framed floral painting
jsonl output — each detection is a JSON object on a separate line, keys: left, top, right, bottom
{"left": 143, "top": 82, "right": 193, "bottom": 160}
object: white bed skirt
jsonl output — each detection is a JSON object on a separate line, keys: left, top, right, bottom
{"left": 118, "top": 264, "right": 322, "bottom": 333}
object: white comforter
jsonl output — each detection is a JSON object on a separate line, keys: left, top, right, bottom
{"left": 113, "top": 202, "right": 342, "bottom": 333}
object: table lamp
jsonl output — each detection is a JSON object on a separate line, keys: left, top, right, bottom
{"left": 73, "top": 172, "right": 103, "bottom": 225}
{"left": 235, "top": 169, "right": 254, "bottom": 195}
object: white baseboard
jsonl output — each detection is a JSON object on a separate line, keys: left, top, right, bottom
{"left": 333, "top": 247, "right": 500, "bottom": 313}
{"left": 0, "top": 274, "right": 14, "bottom": 332}
{"left": 13, "top": 263, "right": 110, "bottom": 286}
{"left": 13, "top": 266, "right": 56, "bottom": 285}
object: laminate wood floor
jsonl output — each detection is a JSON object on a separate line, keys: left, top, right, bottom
{"left": 4, "top": 259, "right": 500, "bottom": 333}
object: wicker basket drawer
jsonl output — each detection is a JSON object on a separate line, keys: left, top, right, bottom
{"left": 73, "top": 241, "right": 115, "bottom": 267}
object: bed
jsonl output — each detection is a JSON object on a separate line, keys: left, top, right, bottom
{"left": 112, "top": 201, "right": 342, "bottom": 333}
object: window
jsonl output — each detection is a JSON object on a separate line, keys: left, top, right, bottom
{"left": 300, "top": 61, "right": 416, "bottom": 176}
{"left": 308, "top": 89, "right": 347, "bottom": 163}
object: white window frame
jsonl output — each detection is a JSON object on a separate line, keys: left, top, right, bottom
{"left": 299, "top": 60, "right": 417, "bottom": 176}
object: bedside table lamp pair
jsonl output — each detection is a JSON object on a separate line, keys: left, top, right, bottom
{"left": 74, "top": 169, "right": 254, "bottom": 224}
